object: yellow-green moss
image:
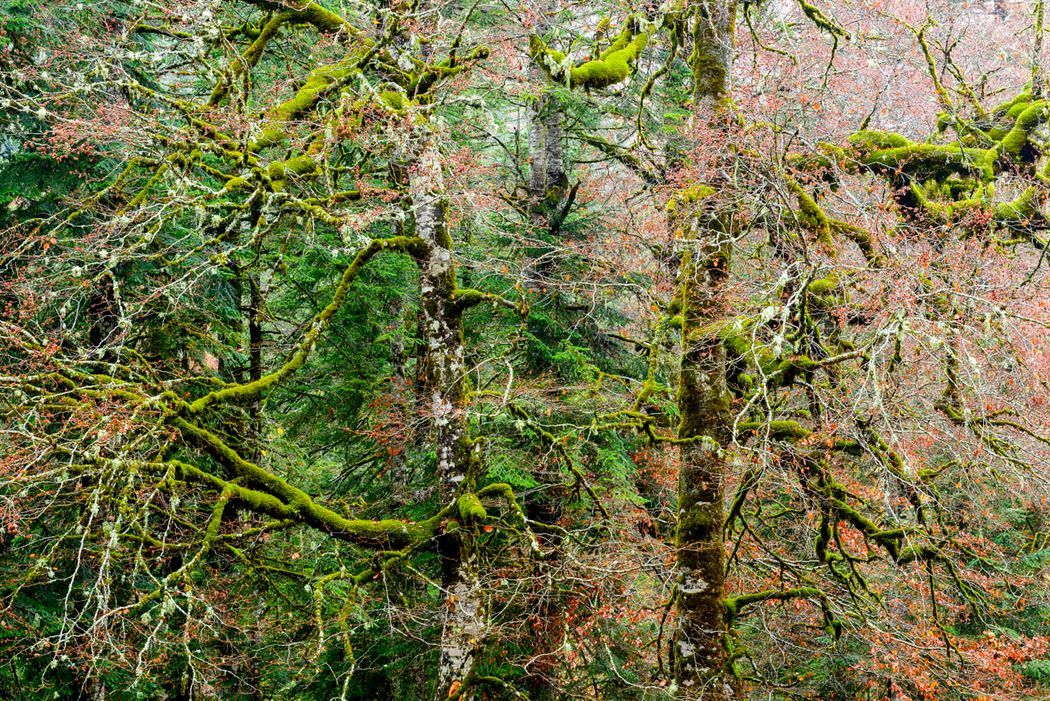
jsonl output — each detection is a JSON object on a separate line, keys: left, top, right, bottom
{"left": 457, "top": 494, "right": 487, "bottom": 522}
{"left": 380, "top": 90, "right": 409, "bottom": 112}
{"left": 848, "top": 130, "right": 911, "bottom": 151}
{"left": 530, "top": 28, "right": 647, "bottom": 90}
{"left": 997, "top": 101, "right": 1046, "bottom": 160}
{"left": 994, "top": 185, "right": 1040, "bottom": 222}
{"left": 666, "top": 184, "right": 716, "bottom": 214}
{"left": 806, "top": 274, "right": 839, "bottom": 295}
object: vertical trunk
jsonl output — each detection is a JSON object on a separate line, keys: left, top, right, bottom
{"left": 527, "top": 1, "right": 567, "bottom": 288}
{"left": 409, "top": 133, "right": 484, "bottom": 701}
{"left": 248, "top": 276, "right": 263, "bottom": 386}
{"left": 673, "top": 3, "right": 737, "bottom": 699}
{"left": 542, "top": 105, "right": 566, "bottom": 207}
{"left": 528, "top": 69, "right": 547, "bottom": 208}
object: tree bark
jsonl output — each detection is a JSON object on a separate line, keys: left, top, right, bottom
{"left": 527, "top": 1, "right": 567, "bottom": 289}
{"left": 673, "top": 3, "right": 738, "bottom": 699}
{"left": 409, "top": 131, "right": 484, "bottom": 701}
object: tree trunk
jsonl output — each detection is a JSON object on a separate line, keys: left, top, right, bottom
{"left": 673, "top": 3, "right": 738, "bottom": 699}
{"left": 409, "top": 132, "right": 484, "bottom": 701}
{"left": 527, "top": 2, "right": 567, "bottom": 290}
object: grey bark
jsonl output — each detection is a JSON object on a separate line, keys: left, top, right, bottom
{"left": 409, "top": 132, "right": 484, "bottom": 701}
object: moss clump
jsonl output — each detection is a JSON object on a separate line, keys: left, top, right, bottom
{"left": 666, "top": 184, "right": 716, "bottom": 215}
{"left": 787, "top": 177, "right": 833, "bottom": 247}
{"left": 457, "top": 494, "right": 487, "bottom": 522}
{"left": 379, "top": 90, "right": 409, "bottom": 112}
{"left": 251, "top": 59, "right": 359, "bottom": 150}
{"left": 990, "top": 91, "right": 1033, "bottom": 117}
{"left": 530, "top": 26, "right": 647, "bottom": 90}
{"left": 267, "top": 155, "right": 318, "bottom": 182}
{"left": 569, "top": 32, "right": 647, "bottom": 88}
{"left": 997, "top": 100, "right": 1046, "bottom": 160}
{"left": 806, "top": 274, "right": 839, "bottom": 295}
{"left": 994, "top": 185, "right": 1040, "bottom": 222}
{"left": 848, "top": 130, "right": 911, "bottom": 151}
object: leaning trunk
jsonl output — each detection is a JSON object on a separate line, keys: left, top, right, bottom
{"left": 409, "top": 132, "right": 485, "bottom": 701}
{"left": 673, "top": 2, "right": 738, "bottom": 699}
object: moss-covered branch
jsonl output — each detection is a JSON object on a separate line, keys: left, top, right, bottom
{"left": 186, "top": 236, "right": 426, "bottom": 414}
{"left": 167, "top": 444, "right": 441, "bottom": 549}
{"left": 726, "top": 586, "right": 842, "bottom": 637}
{"left": 529, "top": 24, "right": 648, "bottom": 90}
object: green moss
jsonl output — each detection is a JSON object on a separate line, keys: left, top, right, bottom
{"left": 380, "top": 90, "right": 409, "bottom": 112}
{"left": 252, "top": 59, "right": 359, "bottom": 149}
{"left": 569, "top": 33, "right": 646, "bottom": 88}
{"left": 457, "top": 494, "right": 487, "bottom": 522}
{"left": 806, "top": 274, "right": 839, "bottom": 295}
{"left": 222, "top": 176, "right": 250, "bottom": 192}
{"left": 677, "top": 505, "right": 718, "bottom": 541}
{"left": 997, "top": 101, "right": 1046, "bottom": 160}
{"left": 666, "top": 184, "right": 716, "bottom": 214}
{"left": 737, "top": 419, "right": 811, "bottom": 441}
{"left": 994, "top": 185, "right": 1040, "bottom": 222}
{"left": 266, "top": 155, "right": 318, "bottom": 181}
{"left": 185, "top": 236, "right": 426, "bottom": 413}
{"left": 1006, "top": 100, "right": 1034, "bottom": 119}
{"left": 991, "top": 91, "right": 1033, "bottom": 116}
{"left": 171, "top": 458, "right": 438, "bottom": 548}
{"left": 860, "top": 143, "right": 995, "bottom": 181}
{"left": 848, "top": 130, "right": 911, "bottom": 151}
{"left": 797, "top": 0, "right": 849, "bottom": 37}
{"left": 531, "top": 28, "right": 647, "bottom": 90}
{"left": 598, "top": 27, "right": 632, "bottom": 59}
{"left": 787, "top": 177, "right": 833, "bottom": 247}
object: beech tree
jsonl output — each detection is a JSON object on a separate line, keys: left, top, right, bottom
{"left": 1, "top": 1, "right": 1048, "bottom": 700}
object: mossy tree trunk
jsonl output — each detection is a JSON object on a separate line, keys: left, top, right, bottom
{"left": 673, "top": 2, "right": 738, "bottom": 699}
{"left": 527, "top": 1, "right": 568, "bottom": 290}
{"left": 410, "top": 132, "right": 484, "bottom": 701}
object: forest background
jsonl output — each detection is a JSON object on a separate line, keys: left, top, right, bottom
{"left": 0, "top": 0, "right": 1047, "bottom": 699}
